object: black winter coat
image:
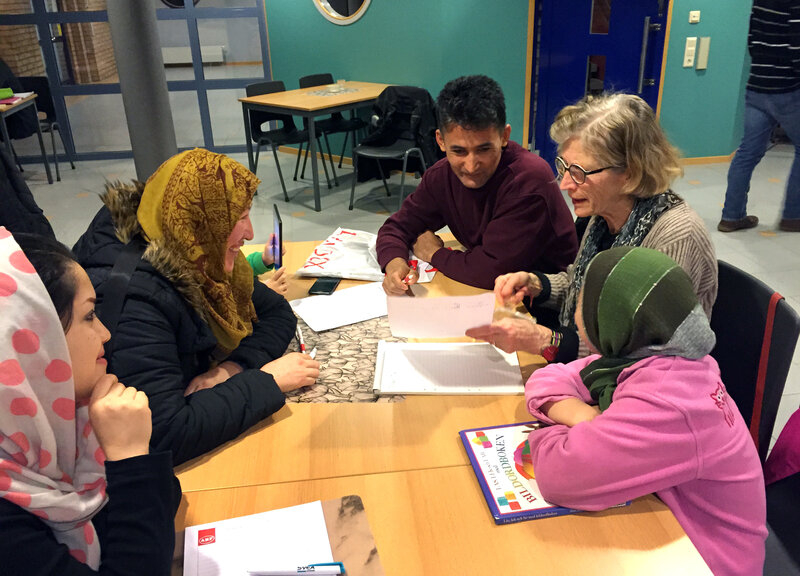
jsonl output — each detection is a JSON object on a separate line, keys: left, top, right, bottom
{"left": 73, "top": 206, "right": 296, "bottom": 465}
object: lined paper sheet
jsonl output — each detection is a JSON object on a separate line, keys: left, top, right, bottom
{"left": 183, "top": 501, "right": 333, "bottom": 576}
{"left": 290, "top": 282, "right": 386, "bottom": 332}
{"left": 373, "top": 341, "right": 523, "bottom": 395}
{"left": 387, "top": 292, "right": 495, "bottom": 338}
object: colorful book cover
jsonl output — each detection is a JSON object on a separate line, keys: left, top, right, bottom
{"left": 460, "top": 421, "right": 582, "bottom": 525}
{"left": 0, "top": 96, "right": 22, "bottom": 105}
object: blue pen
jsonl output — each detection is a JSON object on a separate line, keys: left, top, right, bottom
{"left": 247, "top": 561, "right": 345, "bottom": 575}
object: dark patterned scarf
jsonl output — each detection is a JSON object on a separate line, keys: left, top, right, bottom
{"left": 559, "top": 190, "right": 683, "bottom": 327}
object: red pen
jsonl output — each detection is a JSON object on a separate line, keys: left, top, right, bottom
{"left": 404, "top": 259, "right": 418, "bottom": 284}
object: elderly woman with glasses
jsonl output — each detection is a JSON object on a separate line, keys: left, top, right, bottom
{"left": 467, "top": 93, "right": 717, "bottom": 364}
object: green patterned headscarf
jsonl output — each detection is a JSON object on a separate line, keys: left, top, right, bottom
{"left": 579, "top": 246, "right": 716, "bottom": 411}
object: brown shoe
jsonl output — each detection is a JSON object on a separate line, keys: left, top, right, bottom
{"left": 779, "top": 218, "right": 800, "bottom": 232}
{"left": 717, "top": 215, "right": 759, "bottom": 232}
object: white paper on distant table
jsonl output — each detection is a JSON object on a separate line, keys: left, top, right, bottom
{"left": 373, "top": 341, "right": 523, "bottom": 395}
{"left": 183, "top": 501, "right": 333, "bottom": 576}
{"left": 387, "top": 292, "right": 494, "bottom": 338}
{"left": 290, "top": 281, "right": 386, "bottom": 332}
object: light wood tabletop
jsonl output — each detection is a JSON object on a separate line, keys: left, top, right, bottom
{"left": 175, "top": 394, "right": 529, "bottom": 492}
{"left": 238, "top": 81, "right": 389, "bottom": 113}
{"left": 176, "top": 466, "right": 712, "bottom": 575}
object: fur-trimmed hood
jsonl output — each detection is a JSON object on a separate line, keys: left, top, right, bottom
{"left": 97, "top": 180, "right": 207, "bottom": 319}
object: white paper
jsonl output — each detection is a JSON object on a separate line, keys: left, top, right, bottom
{"left": 290, "top": 282, "right": 386, "bottom": 332}
{"left": 183, "top": 501, "right": 333, "bottom": 576}
{"left": 13, "top": 91, "right": 33, "bottom": 98}
{"left": 373, "top": 341, "right": 523, "bottom": 395}
{"left": 387, "top": 292, "right": 494, "bottom": 338}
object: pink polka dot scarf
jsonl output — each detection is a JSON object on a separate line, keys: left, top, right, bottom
{"left": 0, "top": 228, "right": 107, "bottom": 568}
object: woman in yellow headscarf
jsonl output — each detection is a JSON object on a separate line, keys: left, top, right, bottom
{"left": 74, "top": 149, "right": 319, "bottom": 465}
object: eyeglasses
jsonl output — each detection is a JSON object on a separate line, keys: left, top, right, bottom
{"left": 555, "top": 156, "right": 621, "bottom": 185}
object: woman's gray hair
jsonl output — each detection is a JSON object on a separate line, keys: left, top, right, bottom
{"left": 549, "top": 93, "right": 682, "bottom": 198}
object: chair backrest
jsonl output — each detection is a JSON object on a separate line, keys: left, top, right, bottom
{"left": 298, "top": 73, "right": 333, "bottom": 89}
{"left": 360, "top": 85, "right": 439, "bottom": 167}
{"left": 18, "top": 76, "right": 55, "bottom": 120}
{"left": 244, "top": 80, "right": 298, "bottom": 136}
{"left": 710, "top": 260, "right": 800, "bottom": 463}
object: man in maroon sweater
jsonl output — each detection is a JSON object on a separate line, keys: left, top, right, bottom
{"left": 377, "top": 75, "right": 577, "bottom": 294}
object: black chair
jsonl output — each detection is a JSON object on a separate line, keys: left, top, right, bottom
{"left": 765, "top": 473, "right": 800, "bottom": 574}
{"left": 709, "top": 260, "right": 800, "bottom": 463}
{"left": 18, "top": 76, "right": 76, "bottom": 182}
{"left": 298, "top": 73, "right": 366, "bottom": 179}
{"left": 348, "top": 85, "right": 438, "bottom": 211}
{"left": 0, "top": 59, "right": 38, "bottom": 173}
{"left": 245, "top": 80, "right": 333, "bottom": 201}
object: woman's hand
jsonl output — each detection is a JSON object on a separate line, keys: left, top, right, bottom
{"left": 494, "top": 272, "right": 542, "bottom": 307}
{"left": 266, "top": 266, "right": 289, "bottom": 295}
{"left": 540, "top": 398, "right": 601, "bottom": 427}
{"left": 261, "top": 352, "right": 320, "bottom": 392}
{"left": 466, "top": 318, "right": 552, "bottom": 354}
{"left": 184, "top": 361, "right": 243, "bottom": 396}
{"left": 89, "top": 375, "right": 152, "bottom": 461}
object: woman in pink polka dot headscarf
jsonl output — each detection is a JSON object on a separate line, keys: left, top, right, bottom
{"left": 0, "top": 228, "right": 179, "bottom": 575}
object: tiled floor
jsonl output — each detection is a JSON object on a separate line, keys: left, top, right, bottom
{"left": 21, "top": 142, "right": 800, "bottom": 448}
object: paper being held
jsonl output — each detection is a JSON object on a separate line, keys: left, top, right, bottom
{"left": 387, "top": 292, "right": 495, "bottom": 338}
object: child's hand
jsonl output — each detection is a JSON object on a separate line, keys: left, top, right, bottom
{"left": 540, "top": 398, "right": 600, "bottom": 427}
{"left": 261, "top": 233, "right": 286, "bottom": 267}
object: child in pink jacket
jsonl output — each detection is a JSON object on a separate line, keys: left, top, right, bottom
{"left": 525, "top": 246, "right": 766, "bottom": 576}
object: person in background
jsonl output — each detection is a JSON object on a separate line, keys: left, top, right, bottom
{"left": 0, "top": 230, "right": 179, "bottom": 575}
{"left": 376, "top": 74, "right": 577, "bottom": 294}
{"left": 525, "top": 246, "right": 766, "bottom": 576}
{"left": 73, "top": 149, "right": 319, "bottom": 466}
{"left": 718, "top": 0, "right": 800, "bottom": 233}
{"left": 467, "top": 93, "right": 716, "bottom": 363}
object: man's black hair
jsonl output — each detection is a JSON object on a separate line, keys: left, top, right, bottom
{"left": 436, "top": 75, "right": 506, "bottom": 133}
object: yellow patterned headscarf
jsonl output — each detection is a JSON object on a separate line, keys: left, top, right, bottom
{"left": 138, "top": 148, "right": 260, "bottom": 354}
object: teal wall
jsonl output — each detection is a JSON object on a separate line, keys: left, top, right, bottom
{"left": 264, "top": 1, "right": 531, "bottom": 144}
{"left": 659, "top": 1, "right": 752, "bottom": 158}
{"left": 265, "top": 1, "right": 753, "bottom": 160}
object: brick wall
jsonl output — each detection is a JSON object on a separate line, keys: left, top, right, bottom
{"left": 61, "top": 0, "right": 118, "bottom": 84}
{"left": 0, "top": 1, "right": 46, "bottom": 77}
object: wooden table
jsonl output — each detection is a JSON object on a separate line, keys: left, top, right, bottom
{"left": 177, "top": 467, "right": 712, "bottom": 575}
{"left": 240, "top": 81, "right": 389, "bottom": 212}
{"left": 0, "top": 93, "right": 53, "bottom": 184}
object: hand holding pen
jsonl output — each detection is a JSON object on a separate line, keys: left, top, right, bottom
{"left": 296, "top": 326, "right": 317, "bottom": 359}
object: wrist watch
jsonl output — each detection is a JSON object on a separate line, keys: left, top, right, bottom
{"left": 540, "top": 330, "right": 561, "bottom": 363}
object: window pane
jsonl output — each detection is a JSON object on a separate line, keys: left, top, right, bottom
{"left": 158, "top": 18, "right": 196, "bottom": 79}
{"left": 590, "top": 0, "right": 611, "bottom": 35}
{"left": 169, "top": 90, "right": 204, "bottom": 148}
{"left": 67, "top": 93, "right": 131, "bottom": 152}
{"left": 198, "top": 17, "right": 263, "bottom": 79}
{"left": 0, "top": 25, "right": 45, "bottom": 75}
{"left": 60, "top": 20, "right": 118, "bottom": 84}
{"left": 207, "top": 87, "right": 246, "bottom": 146}
{"left": 586, "top": 55, "right": 606, "bottom": 95}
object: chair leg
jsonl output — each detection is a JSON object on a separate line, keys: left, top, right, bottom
{"left": 253, "top": 142, "right": 261, "bottom": 172}
{"left": 293, "top": 142, "right": 304, "bottom": 181}
{"left": 398, "top": 152, "right": 410, "bottom": 211}
{"left": 349, "top": 152, "right": 358, "bottom": 210}
{"left": 376, "top": 160, "right": 390, "bottom": 196}
{"left": 48, "top": 126, "right": 60, "bottom": 182}
{"left": 54, "top": 123, "right": 75, "bottom": 169}
{"left": 271, "top": 146, "right": 290, "bottom": 202}
{"left": 322, "top": 132, "right": 338, "bottom": 186}
{"left": 300, "top": 143, "right": 310, "bottom": 179}
{"left": 11, "top": 145, "right": 23, "bottom": 173}
{"left": 338, "top": 131, "right": 349, "bottom": 169}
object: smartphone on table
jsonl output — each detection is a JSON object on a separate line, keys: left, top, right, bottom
{"left": 308, "top": 277, "right": 341, "bottom": 295}
{"left": 272, "top": 203, "right": 283, "bottom": 269}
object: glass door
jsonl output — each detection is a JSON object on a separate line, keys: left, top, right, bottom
{"left": 0, "top": 0, "right": 271, "bottom": 161}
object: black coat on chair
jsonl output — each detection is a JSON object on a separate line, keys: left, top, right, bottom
{"left": 0, "top": 59, "right": 38, "bottom": 141}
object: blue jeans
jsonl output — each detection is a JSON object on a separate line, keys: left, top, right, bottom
{"left": 722, "top": 88, "right": 800, "bottom": 221}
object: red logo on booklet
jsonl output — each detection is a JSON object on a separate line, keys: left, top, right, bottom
{"left": 198, "top": 528, "right": 216, "bottom": 546}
